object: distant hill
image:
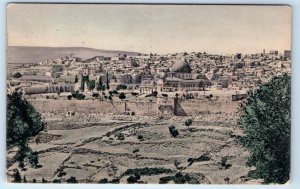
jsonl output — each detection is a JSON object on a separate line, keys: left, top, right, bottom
{"left": 7, "top": 46, "right": 140, "bottom": 63}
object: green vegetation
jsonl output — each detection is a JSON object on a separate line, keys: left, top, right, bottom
{"left": 118, "top": 92, "right": 126, "bottom": 100}
{"left": 187, "top": 154, "right": 210, "bottom": 166}
{"left": 87, "top": 80, "right": 96, "bottom": 91}
{"left": 7, "top": 91, "right": 45, "bottom": 168}
{"left": 185, "top": 119, "right": 193, "bottom": 130}
{"left": 218, "top": 156, "right": 231, "bottom": 169}
{"left": 66, "top": 176, "right": 78, "bottom": 183}
{"left": 12, "top": 169, "right": 21, "bottom": 183}
{"left": 238, "top": 74, "right": 290, "bottom": 184}
{"left": 75, "top": 74, "right": 78, "bottom": 83}
{"left": 98, "top": 178, "right": 108, "bottom": 183}
{"left": 115, "top": 132, "right": 125, "bottom": 140}
{"left": 159, "top": 172, "right": 199, "bottom": 184}
{"left": 168, "top": 125, "right": 179, "bottom": 137}
{"left": 116, "top": 84, "right": 127, "bottom": 90}
{"left": 71, "top": 91, "right": 85, "bottom": 100}
{"left": 124, "top": 167, "right": 173, "bottom": 176}
{"left": 12, "top": 72, "right": 22, "bottom": 78}
{"left": 127, "top": 174, "right": 141, "bottom": 183}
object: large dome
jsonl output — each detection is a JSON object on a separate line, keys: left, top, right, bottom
{"left": 169, "top": 58, "right": 192, "bottom": 73}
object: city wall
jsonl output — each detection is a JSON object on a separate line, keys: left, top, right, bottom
{"left": 30, "top": 97, "right": 240, "bottom": 116}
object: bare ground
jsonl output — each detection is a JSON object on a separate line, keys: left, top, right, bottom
{"left": 6, "top": 113, "right": 262, "bottom": 184}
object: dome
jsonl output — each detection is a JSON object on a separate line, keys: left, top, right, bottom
{"left": 169, "top": 58, "right": 192, "bottom": 73}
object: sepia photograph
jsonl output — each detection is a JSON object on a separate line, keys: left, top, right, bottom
{"left": 6, "top": 4, "right": 291, "bottom": 184}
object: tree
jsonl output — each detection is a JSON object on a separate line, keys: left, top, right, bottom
{"left": 238, "top": 74, "right": 290, "bottom": 184}
{"left": 96, "top": 77, "right": 105, "bottom": 91}
{"left": 80, "top": 78, "right": 85, "bottom": 91}
{"left": 119, "top": 93, "right": 126, "bottom": 101}
{"left": 185, "top": 119, "right": 193, "bottom": 130}
{"left": 75, "top": 75, "right": 78, "bottom": 83}
{"left": 87, "top": 80, "right": 95, "bottom": 91}
{"left": 23, "top": 175, "right": 27, "bottom": 183}
{"left": 7, "top": 91, "right": 45, "bottom": 168}
{"left": 12, "top": 169, "right": 21, "bottom": 183}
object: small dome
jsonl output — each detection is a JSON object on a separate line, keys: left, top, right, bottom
{"left": 169, "top": 58, "right": 192, "bottom": 73}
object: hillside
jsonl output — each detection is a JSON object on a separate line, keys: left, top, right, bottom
{"left": 7, "top": 46, "right": 140, "bottom": 63}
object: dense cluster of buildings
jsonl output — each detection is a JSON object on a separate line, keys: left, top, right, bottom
{"left": 7, "top": 50, "right": 291, "bottom": 97}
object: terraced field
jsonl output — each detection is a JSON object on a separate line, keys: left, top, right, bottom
{"left": 6, "top": 113, "right": 261, "bottom": 184}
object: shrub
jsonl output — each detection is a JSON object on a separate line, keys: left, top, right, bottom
{"left": 137, "top": 134, "right": 144, "bottom": 140}
{"left": 67, "top": 95, "right": 72, "bottom": 100}
{"left": 116, "top": 84, "right": 127, "bottom": 90}
{"left": 66, "top": 176, "right": 78, "bottom": 183}
{"left": 42, "top": 177, "right": 47, "bottom": 183}
{"left": 184, "top": 119, "right": 193, "bottom": 130}
{"left": 127, "top": 174, "right": 141, "bottom": 183}
{"left": 168, "top": 125, "right": 179, "bottom": 137}
{"left": 159, "top": 172, "right": 199, "bottom": 184}
{"left": 12, "top": 72, "right": 22, "bottom": 78}
{"left": 115, "top": 132, "right": 125, "bottom": 140}
{"left": 26, "top": 149, "right": 39, "bottom": 168}
{"left": 118, "top": 93, "right": 126, "bottom": 100}
{"left": 98, "top": 178, "right": 108, "bottom": 183}
{"left": 53, "top": 179, "right": 61, "bottom": 183}
{"left": 124, "top": 167, "right": 173, "bottom": 176}
{"left": 92, "top": 93, "right": 99, "bottom": 98}
{"left": 132, "top": 148, "right": 139, "bottom": 153}
{"left": 12, "top": 169, "right": 21, "bottom": 183}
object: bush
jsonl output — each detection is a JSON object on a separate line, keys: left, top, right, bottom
{"left": 132, "top": 148, "right": 139, "bottom": 153}
{"left": 26, "top": 149, "right": 39, "bottom": 168}
{"left": 42, "top": 177, "right": 47, "bottom": 183}
{"left": 116, "top": 84, "right": 127, "bottom": 90}
{"left": 66, "top": 176, "right": 78, "bottom": 183}
{"left": 118, "top": 93, "right": 126, "bottom": 100}
{"left": 67, "top": 95, "right": 72, "bottom": 100}
{"left": 137, "top": 134, "right": 144, "bottom": 140}
{"left": 53, "top": 179, "right": 61, "bottom": 183}
{"left": 12, "top": 72, "right": 22, "bottom": 78}
{"left": 127, "top": 174, "right": 141, "bottom": 183}
{"left": 159, "top": 172, "right": 199, "bottom": 184}
{"left": 115, "top": 132, "right": 125, "bottom": 140}
{"left": 238, "top": 74, "right": 290, "bottom": 184}
{"left": 124, "top": 167, "right": 173, "bottom": 176}
{"left": 76, "top": 93, "right": 85, "bottom": 100}
{"left": 98, "top": 178, "right": 108, "bottom": 183}
{"left": 92, "top": 93, "right": 99, "bottom": 98}
{"left": 185, "top": 119, "right": 193, "bottom": 130}
{"left": 12, "top": 169, "right": 21, "bottom": 183}
{"left": 168, "top": 125, "right": 179, "bottom": 137}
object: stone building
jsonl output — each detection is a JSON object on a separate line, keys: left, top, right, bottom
{"left": 157, "top": 58, "right": 208, "bottom": 92}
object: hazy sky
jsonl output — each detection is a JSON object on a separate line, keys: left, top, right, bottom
{"left": 7, "top": 4, "right": 291, "bottom": 54}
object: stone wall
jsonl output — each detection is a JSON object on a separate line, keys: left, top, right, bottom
{"left": 29, "top": 97, "right": 240, "bottom": 116}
